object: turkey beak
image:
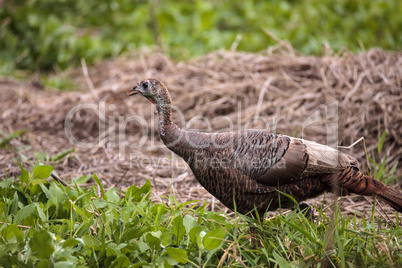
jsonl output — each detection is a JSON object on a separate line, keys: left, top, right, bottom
{"left": 127, "top": 85, "right": 141, "bottom": 96}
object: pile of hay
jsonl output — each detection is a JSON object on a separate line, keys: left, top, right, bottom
{"left": 1, "top": 48, "right": 401, "bottom": 217}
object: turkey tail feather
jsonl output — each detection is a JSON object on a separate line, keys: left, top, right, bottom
{"left": 326, "top": 167, "right": 402, "bottom": 212}
{"left": 377, "top": 187, "right": 402, "bottom": 213}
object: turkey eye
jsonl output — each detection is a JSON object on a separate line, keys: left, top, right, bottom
{"left": 143, "top": 81, "right": 149, "bottom": 89}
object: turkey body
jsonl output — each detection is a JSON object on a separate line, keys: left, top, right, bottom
{"left": 166, "top": 127, "right": 358, "bottom": 216}
{"left": 129, "top": 79, "right": 402, "bottom": 217}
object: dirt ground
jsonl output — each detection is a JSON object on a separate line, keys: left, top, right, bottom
{"left": 1, "top": 48, "right": 401, "bottom": 220}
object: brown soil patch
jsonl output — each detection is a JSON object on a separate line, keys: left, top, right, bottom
{"left": 1, "top": 49, "right": 401, "bottom": 220}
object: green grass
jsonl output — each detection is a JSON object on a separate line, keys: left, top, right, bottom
{"left": 0, "top": 163, "right": 400, "bottom": 267}
{"left": 1, "top": 0, "right": 401, "bottom": 75}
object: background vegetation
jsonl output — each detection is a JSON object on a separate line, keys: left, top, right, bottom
{"left": 1, "top": 0, "right": 401, "bottom": 74}
{"left": 0, "top": 164, "right": 400, "bottom": 267}
{"left": 1, "top": 1, "right": 401, "bottom": 266}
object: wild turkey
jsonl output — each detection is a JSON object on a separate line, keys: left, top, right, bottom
{"left": 128, "top": 79, "right": 402, "bottom": 218}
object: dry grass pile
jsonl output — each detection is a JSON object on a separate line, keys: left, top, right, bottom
{"left": 1, "top": 48, "right": 401, "bottom": 217}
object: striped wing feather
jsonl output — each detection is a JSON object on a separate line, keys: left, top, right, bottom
{"left": 230, "top": 133, "right": 358, "bottom": 187}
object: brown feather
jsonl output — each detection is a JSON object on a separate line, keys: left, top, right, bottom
{"left": 130, "top": 79, "right": 402, "bottom": 216}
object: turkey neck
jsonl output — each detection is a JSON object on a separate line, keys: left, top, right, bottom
{"left": 155, "top": 87, "right": 182, "bottom": 147}
{"left": 155, "top": 87, "right": 213, "bottom": 154}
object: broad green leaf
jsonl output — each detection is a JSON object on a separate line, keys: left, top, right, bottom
{"left": 82, "top": 235, "right": 100, "bottom": 249}
{"left": 35, "top": 204, "right": 47, "bottom": 223}
{"left": 273, "top": 251, "right": 291, "bottom": 268}
{"left": 36, "top": 259, "right": 51, "bottom": 268}
{"left": 161, "top": 230, "right": 173, "bottom": 248}
{"left": 183, "top": 215, "right": 197, "bottom": 234}
{"left": 146, "top": 233, "right": 161, "bottom": 250}
{"left": 9, "top": 192, "right": 19, "bottom": 216}
{"left": 121, "top": 226, "right": 149, "bottom": 240}
{"left": 106, "top": 242, "right": 120, "bottom": 256}
{"left": 163, "top": 255, "right": 179, "bottom": 266}
{"left": 149, "top": 230, "right": 162, "bottom": 238}
{"left": 105, "top": 187, "right": 120, "bottom": 203}
{"left": 33, "top": 165, "right": 53, "bottom": 180}
{"left": 14, "top": 204, "right": 36, "bottom": 224}
{"left": 92, "top": 198, "right": 107, "bottom": 209}
{"left": 29, "top": 230, "right": 54, "bottom": 259}
{"left": 163, "top": 258, "right": 173, "bottom": 268}
{"left": 110, "top": 255, "right": 130, "bottom": 267}
{"left": 189, "top": 227, "right": 204, "bottom": 248}
{"left": 137, "top": 238, "right": 150, "bottom": 253}
{"left": 63, "top": 238, "right": 84, "bottom": 248}
{"left": 0, "top": 177, "right": 15, "bottom": 188}
{"left": 203, "top": 228, "right": 226, "bottom": 250}
{"left": 19, "top": 163, "right": 29, "bottom": 184}
{"left": 49, "top": 183, "right": 65, "bottom": 200}
{"left": 4, "top": 224, "right": 24, "bottom": 242}
{"left": 165, "top": 248, "right": 189, "bottom": 264}
{"left": 172, "top": 216, "right": 185, "bottom": 245}
{"left": 126, "top": 179, "right": 151, "bottom": 202}
{"left": 205, "top": 212, "right": 226, "bottom": 224}
{"left": 39, "top": 182, "right": 52, "bottom": 199}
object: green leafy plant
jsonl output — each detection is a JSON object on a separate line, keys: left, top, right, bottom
{"left": 32, "top": 148, "right": 75, "bottom": 163}
{"left": 1, "top": 0, "right": 401, "bottom": 74}
{"left": 370, "top": 131, "right": 399, "bottom": 185}
{"left": 0, "top": 130, "right": 27, "bottom": 149}
{"left": 0, "top": 162, "right": 400, "bottom": 267}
